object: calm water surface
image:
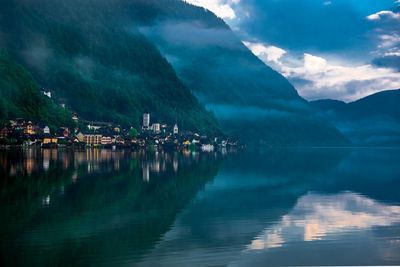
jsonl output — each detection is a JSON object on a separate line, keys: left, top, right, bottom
{"left": 0, "top": 148, "right": 399, "bottom": 266}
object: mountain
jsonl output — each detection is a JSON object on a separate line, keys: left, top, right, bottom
{"left": 124, "top": 0, "right": 349, "bottom": 146}
{"left": 310, "top": 89, "right": 400, "bottom": 146}
{"left": 0, "top": 51, "right": 74, "bottom": 129}
{"left": 0, "top": 0, "right": 220, "bottom": 134}
{"left": 0, "top": 0, "right": 348, "bottom": 145}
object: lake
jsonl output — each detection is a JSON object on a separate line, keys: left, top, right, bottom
{"left": 0, "top": 148, "right": 399, "bottom": 266}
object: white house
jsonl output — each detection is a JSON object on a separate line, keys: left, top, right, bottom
{"left": 41, "top": 91, "right": 52, "bottom": 98}
{"left": 43, "top": 126, "right": 50, "bottom": 134}
{"left": 152, "top": 123, "right": 160, "bottom": 134}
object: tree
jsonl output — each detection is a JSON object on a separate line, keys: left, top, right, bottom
{"left": 129, "top": 127, "right": 138, "bottom": 137}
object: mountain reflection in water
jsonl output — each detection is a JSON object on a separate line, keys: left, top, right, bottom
{"left": 0, "top": 148, "right": 225, "bottom": 266}
{"left": 0, "top": 148, "right": 399, "bottom": 266}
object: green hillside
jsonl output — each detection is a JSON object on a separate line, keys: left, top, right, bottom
{"left": 0, "top": 0, "right": 220, "bottom": 134}
{"left": 0, "top": 51, "right": 74, "bottom": 128}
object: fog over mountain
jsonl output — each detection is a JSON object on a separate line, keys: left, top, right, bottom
{"left": 0, "top": 0, "right": 350, "bottom": 145}
{"left": 130, "top": 0, "right": 349, "bottom": 146}
{"left": 311, "top": 89, "right": 400, "bottom": 146}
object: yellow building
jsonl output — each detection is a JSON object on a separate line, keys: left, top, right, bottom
{"left": 43, "top": 138, "right": 58, "bottom": 144}
{"left": 83, "top": 134, "right": 102, "bottom": 145}
{"left": 76, "top": 132, "right": 85, "bottom": 142}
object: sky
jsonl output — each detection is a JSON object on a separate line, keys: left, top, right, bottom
{"left": 184, "top": 0, "right": 400, "bottom": 102}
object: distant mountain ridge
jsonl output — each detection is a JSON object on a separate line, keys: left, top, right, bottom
{"left": 311, "top": 89, "right": 400, "bottom": 120}
{"left": 310, "top": 89, "right": 400, "bottom": 146}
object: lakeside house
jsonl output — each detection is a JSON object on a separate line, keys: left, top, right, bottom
{"left": 83, "top": 134, "right": 102, "bottom": 146}
{"left": 43, "top": 126, "right": 50, "bottom": 135}
{"left": 0, "top": 112, "right": 236, "bottom": 149}
{"left": 152, "top": 123, "right": 160, "bottom": 134}
{"left": 101, "top": 136, "right": 112, "bottom": 145}
{"left": 76, "top": 132, "right": 85, "bottom": 142}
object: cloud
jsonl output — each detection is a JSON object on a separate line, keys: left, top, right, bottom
{"left": 243, "top": 41, "right": 286, "bottom": 64}
{"left": 245, "top": 42, "right": 400, "bottom": 102}
{"left": 378, "top": 34, "right": 400, "bottom": 48}
{"left": 281, "top": 53, "right": 400, "bottom": 101}
{"left": 367, "top": 10, "right": 400, "bottom": 20}
{"left": 139, "top": 21, "right": 240, "bottom": 49}
{"left": 384, "top": 51, "right": 400, "bottom": 56}
{"left": 184, "top": 0, "right": 240, "bottom": 19}
{"left": 190, "top": 0, "right": 400, "bottom": 103}
{"left": 205, "top": 103, "right": 296, "bottom": 121}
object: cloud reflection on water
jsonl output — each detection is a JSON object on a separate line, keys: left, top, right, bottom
{"left": 248, "top": 192, "right": 400, "bottom": 250}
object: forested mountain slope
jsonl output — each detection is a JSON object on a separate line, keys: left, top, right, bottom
{"left": 0, "top": 0, "right": 348, "bottom": 145}
{"left": 125, "top": 0, "right": 349, "bottom": 146}
{"left": 0, "top": 51, "right": 74, "bottom": 128}
{"left": 0, "top": 0, "right": 220, "bottom": 133}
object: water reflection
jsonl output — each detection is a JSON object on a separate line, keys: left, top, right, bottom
{"left": 248, "top": 192, "right": 400, "bottom": 250}
{"left": 0, "top": 148, "right": 399, "bottom": 266}
{"left": 136, "top": 148, "right": 400, "bottom": 266}
{"left": 0, "top": 148, "right": 226, "bottom": 266}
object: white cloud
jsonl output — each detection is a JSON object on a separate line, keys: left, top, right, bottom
{"left": 323, "top": 1, "right": 332, "bottom": 6}
{"left": 367, "top": 10, "right": 400, "bottom": 20}
{"left": 246, "top": 44, "right": 400, "bottom": 101}
{"left": 384, "top": 51, "right": 400, "bottom": 56}
{"left": 280, "top": 53, "right": 400, "bottom": 101}
{"left": 243, "top": 41, "right": 286, "bottom": 65}
{"left": 378, "top": 34, "right": 400, "bottom": 48}
{"left": 184, "top": 0, "right": 239, "bottom": 19}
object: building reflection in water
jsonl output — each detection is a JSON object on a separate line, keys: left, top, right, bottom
{"left": 0, "top": 147, "right": 232, "bottom": 183}
{"left": 141, "top": 151, "right": 177, "bottom": 182}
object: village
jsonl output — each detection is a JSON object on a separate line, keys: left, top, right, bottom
{"left": 0, "top": 112, "right": 239, "bottom": 152}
